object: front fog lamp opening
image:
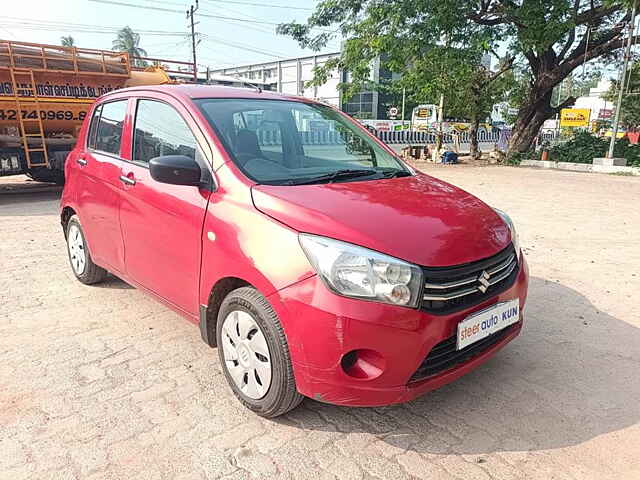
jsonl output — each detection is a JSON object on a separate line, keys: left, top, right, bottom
{"left": 340, "top": 349, "right": 385, "bottom": 380}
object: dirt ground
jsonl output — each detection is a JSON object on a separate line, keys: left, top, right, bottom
{"left": 1, "top": 166, "right": 639, "bottom": 480}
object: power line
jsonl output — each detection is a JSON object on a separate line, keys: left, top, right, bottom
{"left": 201, "top": 0, "right": 312, "bottom": 11}
{"left": 200, "top": 35, "right": 285, "bottom": 58}
{"left": 0, "top": 16, "right": 188, "bottom": 36}
{"left": 0, "top": 24, "right": 186, "bottom": 37}
{"left": 198, "top": 6, "right": 275, "bottom": 34}
{"left": 88, "top": 0, "right": 333, "bottom": 31}
{"left": 90, "top": 0, "right": 282, "bottom": 25}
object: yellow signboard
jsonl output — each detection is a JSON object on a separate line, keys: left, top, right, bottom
{"left": 560, "top": 108, "right": 591, "bottom": 127}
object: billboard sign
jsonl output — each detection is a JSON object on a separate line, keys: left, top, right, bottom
{"left": 560, "top": 108, "right": 591, "bottom": 127}
{"left": 598, "top": 109, "right": 613, "bottom": 119}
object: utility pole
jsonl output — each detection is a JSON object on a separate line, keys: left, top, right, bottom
{"left": 436, "top": 93, "right": 445, "bottom": 152}
{"left": 555, "top": 80, "right": 563, "bottom": 140}
{"left": 187, "top": 1, "right": 199, "bottom": 82}
{"left": 608, "top": 0, "right": 637, "bottom": 158}
{"left": 401, "top": 87, "right": 406, "bottom": 129}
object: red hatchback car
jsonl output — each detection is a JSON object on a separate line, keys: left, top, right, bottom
{"left": 60, "top": 85, "right": 529, "bottom": 417}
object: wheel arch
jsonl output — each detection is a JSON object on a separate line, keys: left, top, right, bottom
{"left": 60, "top": 206, "right": 77, "bottom": 238}
{"left": 200, "top": 276, "right": 253, "bottom": 347}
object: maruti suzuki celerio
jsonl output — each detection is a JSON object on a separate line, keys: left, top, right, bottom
{"left": 60, "top": 85, "right": 529, "bottom": 417}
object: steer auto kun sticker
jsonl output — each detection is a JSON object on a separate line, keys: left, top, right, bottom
{"left": 457, "top": 300, "right": 520, "bottom": 350}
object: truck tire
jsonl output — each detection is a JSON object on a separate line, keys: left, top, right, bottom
{"left": 65, "top": 215, "right": 107, "bottom": 285}
{"left": 216, "top": 287, "right": 303, "bottom": 417}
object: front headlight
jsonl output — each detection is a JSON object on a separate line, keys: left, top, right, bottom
{"left": 299, "top": 234, "right": 423, "bottom": 308}
{"left": 494, "top": 209, "right": 521, "bottom": 258}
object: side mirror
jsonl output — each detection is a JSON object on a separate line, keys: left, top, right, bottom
{"left": 149, "top": 155, "right": 201, "bottom": 187}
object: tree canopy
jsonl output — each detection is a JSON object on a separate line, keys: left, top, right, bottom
{"left": 605, "top": 62, "right": 640, "bottom": 130}
{"left": 279, "top": 1, "right": 637, "bottom": 153}
{"left": 60, "top": 36, "right": 75, "bottom": 47}
{"left": 113, "top": 26, "right": 148, "bottom": 66}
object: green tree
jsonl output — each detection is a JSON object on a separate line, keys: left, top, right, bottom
{"left": 466, "top": 59, "right": 516, "bottom": 159}
{"left": 60, "top": 36, "right": 75, "bottom": 47}
{"left": 278, "top": 1, "right": 637, "bottom": 154}
{"left": 392, "top": 46, "right": 514, "bottom": 158}
{"left": 112, "top": 26, "right": 148, "bottom": 67}
{"left": 605, "top": 62, "right": 640, "bottom": 130}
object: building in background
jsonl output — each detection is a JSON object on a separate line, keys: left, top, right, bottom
{"left": 211, "top": 53, "right": 497, "bottom": 122}
{"left": 209, "top": 53, "right": 401, "bottom": 120}
{"left": 210, "top": 53, "right": 341, "bottom": 107}
{"left": 574, "top": 78, "right": 614, "bottom": 122}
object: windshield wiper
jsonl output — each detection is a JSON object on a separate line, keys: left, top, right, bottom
{"left": 287, "top": 169, "right": 378, "bottom": 185}
{"left": 379, "top": 169, "right": 412, "bottom": 179}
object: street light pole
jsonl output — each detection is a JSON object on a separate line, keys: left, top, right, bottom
{"left": 608, "top": 0, "right": 637, "bottom": 158}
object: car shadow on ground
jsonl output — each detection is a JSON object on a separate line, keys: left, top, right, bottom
{"left": 93, "top": 274, "right": 134, "bottom": 290}
{"left": 281, "top": 276, "right": 640, "bottom": 455}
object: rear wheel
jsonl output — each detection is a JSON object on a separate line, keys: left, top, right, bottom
{"left": 66, "top": 215, "right": 107, "bottom": 285}
{"left": 216, "top": 287, "right": 303, "bottom": 417}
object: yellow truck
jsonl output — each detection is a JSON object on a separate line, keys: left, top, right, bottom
{"left": 0, "top": 39, "right": 193, "bottom": 183}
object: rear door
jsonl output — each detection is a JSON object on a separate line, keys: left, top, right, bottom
{"left": 74, "top": 99, "right": 129, "bottom": 274}
{"left": 118, "top": 95, "right": 212, "bottom": 315}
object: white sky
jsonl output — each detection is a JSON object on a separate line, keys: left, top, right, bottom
{"left": 0, "top": 0, "right": 340, "bottom": 69}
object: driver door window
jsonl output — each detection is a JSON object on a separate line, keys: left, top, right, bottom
{"left": 133, "top": 100, "right": 198, "bottom": 164}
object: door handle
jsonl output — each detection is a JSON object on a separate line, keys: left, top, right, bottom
{"left": 76, "top": 157, "right": 87, "bottom": 166}
{"left": 119, "top": 174, "right": 136, "bottom": 186}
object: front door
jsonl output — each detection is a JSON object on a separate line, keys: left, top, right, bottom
{"left": 118, "top": 97, "right": 211, "bottom": 315}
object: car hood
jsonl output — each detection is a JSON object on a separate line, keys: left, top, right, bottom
{"left": 251, "top": 173, "right": 511, "bottom": 267}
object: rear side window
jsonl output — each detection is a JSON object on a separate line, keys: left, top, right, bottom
{"left": 133, "top": 99, "right": 197, "bottom": 164}
{"left": 87, "top": 105, "right": 102, "bottom": 150}
{"left": 94, "top": 100, "right": 127, "bottom": 155}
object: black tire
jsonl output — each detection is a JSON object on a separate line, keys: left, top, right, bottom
{"left": 65, "top": 215, "right": 107, "bottom": 285}
{"left": 216, "top": 287, "right": 303, "bottom": 417}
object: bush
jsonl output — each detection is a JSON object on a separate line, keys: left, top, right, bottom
{"left": 549, "top": 131, "right": 640, "bottom": 166}
{"left": 505, "top": 151, "right": 531, "bottom": 165}
{"left": 615, "top": 137, "right": 640, "bottom": 166}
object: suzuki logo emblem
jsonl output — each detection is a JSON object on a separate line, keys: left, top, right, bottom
{"left": 478, "top": 271, "right": 491, "bottom": 293}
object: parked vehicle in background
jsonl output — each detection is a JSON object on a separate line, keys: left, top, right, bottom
{"left": 0, "top": 39, "right": 193, "bottom": 183}
{"left": 60, "top": 84, "right": 529, "bottom": 417}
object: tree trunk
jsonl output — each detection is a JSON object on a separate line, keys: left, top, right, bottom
{"left": 469, "top": 115, "right": 480, "bottom": 160}
{"left": 508, "top": 87, "right": 555, "bottom": 154}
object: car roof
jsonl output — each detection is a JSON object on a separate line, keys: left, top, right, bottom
{"left": 106, "top": 84, "right": 313, "bottom": 103}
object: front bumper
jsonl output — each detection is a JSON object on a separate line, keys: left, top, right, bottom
{"left": 268, "top": 255, "right": 529, "bottom": 407}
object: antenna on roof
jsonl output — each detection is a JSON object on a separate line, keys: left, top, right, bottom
{"left": 232, "top": 74, "right": 262, "bottom": 93}
{"left": 243, "top": 80, "right": 262, "bottom": 93}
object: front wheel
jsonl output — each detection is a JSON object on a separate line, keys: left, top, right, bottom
{"left": 216, "top": 287, "right": 303, "bottom": 417}
{"left": 66, "top": 215, "right": 107, "bottom": 285}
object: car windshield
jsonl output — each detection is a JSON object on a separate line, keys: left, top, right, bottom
{"left": 195, "top": 98, "right": 410, "bottom": 185}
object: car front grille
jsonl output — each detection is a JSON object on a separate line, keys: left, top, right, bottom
{"left": 409, "top": 324, "right": 516, "bottom": 382}
{"left": 421, "top": 244, "right": 518, "bottom": 315}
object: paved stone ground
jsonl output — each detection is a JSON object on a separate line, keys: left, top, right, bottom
{"left": 1, "top": 167, "right": 639, "bottom": 480}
